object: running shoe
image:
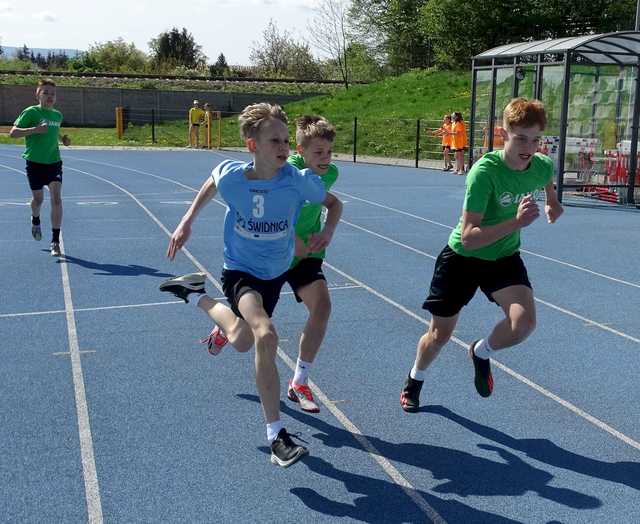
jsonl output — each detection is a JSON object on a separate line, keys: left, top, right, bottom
{"left": 400, "top": 375, "right": 423, "bottom": 413}
{"left": 287, "top": 381, "right": 320, "bottom": 413}
{"left": 199, "top": 325, "right": 228, "bottom": 356}
{"left": 469, "top": 340, "right": 493, "bottom": 397}
{"left": 159, "top": 273, "right": 206, "bottom": 303}
{"left": 50, "top": 242, "right": 61, "bottom": 257}
{"left": 31, "top": 224, "right": 42, "bottom": 241}
{"left": 270, "top": 428, "right": 308, "bottom": 467}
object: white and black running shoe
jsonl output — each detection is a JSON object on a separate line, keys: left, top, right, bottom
{"left": 159, "top": 273, "right": 206, "bottom": 303}
{"left": 270, "top": 429, "right": 308, "bottom": 467}
{"left": 50, "top": 242, "right": 61, "bottom": 257}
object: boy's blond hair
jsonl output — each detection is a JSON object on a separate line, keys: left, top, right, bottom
{"left": 36, "top": 78, "right": 56, "bottom": 91}
{"left": 295, "top": 115, "right": 336, "bottom": 148}
{"left": 238, "top": 103, "right": 288, "bottom": 140}
{"left": 503, "top": 98, "right": 546, "bottom": 131}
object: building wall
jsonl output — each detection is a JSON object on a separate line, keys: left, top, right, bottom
{"left": 0, "top": 85, "right": 315, "bottom": 126}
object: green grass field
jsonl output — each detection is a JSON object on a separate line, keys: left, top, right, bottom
{"left": 1, "top": 69, "right": 472, "bottom": 159}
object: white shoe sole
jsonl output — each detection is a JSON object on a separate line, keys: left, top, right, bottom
{"left": 159, "top": 272, "right": 205, "bottom": 291}
{"left": 270, "top": 447, "right": 308, "bottom": 467}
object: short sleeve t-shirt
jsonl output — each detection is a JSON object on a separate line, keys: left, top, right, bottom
{"left": 189, "top": 107, "right": 205, "bottom": 125}
{"left": 287, "top": 153, "right": 339, "bottom": 267}
{"left": 448, "top": 151, "right": 553, "bottom": 261}
{"left": 14, "top": 105, "right": 63, "bottom": 164}
{"left": 442, "top": 123, "right": 452, "bottom": 147}
{"left": 451, "top": 121, "right": 467, "bottom": 149}
{"left": 212, "top": 159, "right": 326, "bottom": 280}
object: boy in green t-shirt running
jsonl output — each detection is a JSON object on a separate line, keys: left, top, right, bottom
{"left": 198, "top": 115, "right": 344, "bottom": 414}
{"left": 10, "top": 79, "right": 70, "bottom": 256}
{"left": 401, "top": 98, "right": 563, "bottom": 412}
{"left": 284, "top": 115, "right": 343, "bottom": 413}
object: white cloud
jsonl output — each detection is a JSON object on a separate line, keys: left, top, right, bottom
{"left": 0, "top": 2, "right": 14, "bottom": 15}
{"left": 34, "top": 10, "right": 57, "bottom": 22}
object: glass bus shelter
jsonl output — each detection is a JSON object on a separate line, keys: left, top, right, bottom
{"left": 471, "top": 31, "right": 640, "bottom": 205}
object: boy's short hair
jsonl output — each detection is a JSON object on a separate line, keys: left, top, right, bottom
{"left": 238, "top": 103, "right": 288, "bottom": 140}
{"left": 295, "top": 115, "right": 336, "bottom": 147}
{"left": 37, "top": 78, "right": 56, "bottom": 89}
{"left": 503, "top": 98, "right": 546, "bottom": 130}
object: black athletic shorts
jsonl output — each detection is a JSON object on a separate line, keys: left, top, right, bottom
{"left": 221, "top": 269, "right": 288, "bottom": 319}
{"left": 286, "top": 257, "right": 326, "bottom": 303}
{"left": 422, "top": 245, "right": 532, "bottom": 317}
{"left": 26, "top": 160, "right": 62, "bottom": 191}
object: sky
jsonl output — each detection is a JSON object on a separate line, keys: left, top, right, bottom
{"left": 0, "top": 0, "right": 321, "bottom": 65}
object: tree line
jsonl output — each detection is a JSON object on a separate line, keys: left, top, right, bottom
{"left": 0, "top": 0, "right": 637, "bottom": 87}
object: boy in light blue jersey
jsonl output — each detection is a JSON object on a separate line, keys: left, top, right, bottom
{"left": 160, "top": 103, "right": 340, "bottom": 468}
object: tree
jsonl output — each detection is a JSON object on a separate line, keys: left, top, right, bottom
{"left": 69, "top": 52, "right": 100, "bottom": 72}
{"left": 16, "top": 44, "right": 30, "bottom": 61}
{"left": 344, "top": 42, "right": 384, "bottom": 81}
{"left": 421, "top": 0, "right": 637, "bottom": 69}
{"left": 209, "top": 53, "right": 229, "bottom": 77}
{"left": 307, "top": 0, "right": 352, "bottom": 87}
{"left": 349, "top": 0, "right": 433, "bottom": 73}
{"left": 83, "top": 38, "right": 147, "bottom": 72}
{"left": 250, "top": 20, "right": 322, "bottom": 79}
{"left": 34, "top": 52, "right": 47, "bottom": 69}
{"left": 149, "top": 27, "right": 207, "bottom": 70}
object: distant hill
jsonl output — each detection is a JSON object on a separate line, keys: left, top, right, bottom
{"left": 0, "top": 46, "right": 83, "bottom": 59}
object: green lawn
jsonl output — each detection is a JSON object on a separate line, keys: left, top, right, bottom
{"left": 1, "top": 69, "right": 473, "bottom": 159}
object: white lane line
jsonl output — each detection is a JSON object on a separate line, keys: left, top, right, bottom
{"left": 341, "top": 218, "right": 640, "bottom": 346}
{"left": 64, "top": 163, "right": 445, "bottom": 523}
{"left": 535, "top": 298, "right": 640, "bottom": 344}
{"left": 0, "top": 162, "right": 25, "bottom": 175}
{"left": 0, "top": 285, "right": 361, "bottom": 319}
{"left": 0, "top": 300, "right": 183, "bottom": 319}
{"left": 277, "top": 348, "right": 447, "bottom": 524}
{"left": 323, "top": 261, "right": 640, "bottom": 452}
{"left": 54, "top": 350, "right": 97, "bottom": 356}
{"left": 66, "top": 159, "right": 640, "bottom": 454}
{"left": 334, "top": 189, "right": 640, "bottom": 290}
{"left": 58, "top": 236, "right": 103, "bottom": 523}
{"left": 59, "top": 158, "right": 638, "bottom": 341}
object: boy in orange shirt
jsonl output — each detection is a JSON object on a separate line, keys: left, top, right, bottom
{"left": 432, "top": 114, "right": 454, "bottom": 171}
{"left": 451, "top": 111, "right": 467, "bottom": 175}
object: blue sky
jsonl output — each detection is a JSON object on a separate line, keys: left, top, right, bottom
{"left": 0, "top": 0, "right": 320, "bottom": 65}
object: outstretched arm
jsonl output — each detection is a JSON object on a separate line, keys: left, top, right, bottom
{"left": 308, "top": 192, "right": 343, "bottom": 252}
{"left": 167, "top": 176, "right": 218, "bottom": 260}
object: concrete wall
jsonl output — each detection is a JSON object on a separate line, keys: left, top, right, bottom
{"left": 0, "top": 84, "right": 316, "bottom": 126}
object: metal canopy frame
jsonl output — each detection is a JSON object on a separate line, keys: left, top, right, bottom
{"left": 470, "top": 31, "right": 640, "bottom": 204}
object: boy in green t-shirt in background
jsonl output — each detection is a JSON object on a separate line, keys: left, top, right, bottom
{"left": 10, "top": 79, "right": 70, "bottom": 257}
{"left": 401, "top": 98, "right": 563, "bottom": 412}
{"left": 285, "top": 115, "right": 343, "bottom": 413}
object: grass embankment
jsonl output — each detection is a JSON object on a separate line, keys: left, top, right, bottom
{"left": 1, "top": 69, "right": 472, "bottom": 159}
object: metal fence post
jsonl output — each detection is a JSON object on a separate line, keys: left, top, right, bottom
{"left": 353, "top": 116, "right": 358, "bottom": 163}
{"left": 415, "top": 119, "right": 421, "bottom": 168}
{"left": 151, "top": 108, "right": 156, "bottom": 144}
